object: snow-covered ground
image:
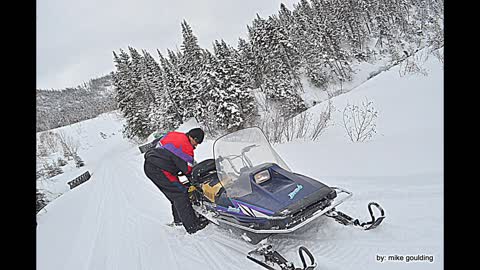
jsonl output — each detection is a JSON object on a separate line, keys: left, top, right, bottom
{"left": 37, "top": 47, "right": 443, "bottom": 270}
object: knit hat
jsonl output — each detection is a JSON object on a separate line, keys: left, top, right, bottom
{"left": 186, "top": 128, "right": 204, "bottom": 144}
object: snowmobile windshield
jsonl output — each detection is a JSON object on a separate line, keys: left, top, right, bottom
{"left": 213, "top": 127, "right": 291, "bottom": 198}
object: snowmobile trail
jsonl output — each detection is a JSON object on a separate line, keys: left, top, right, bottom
{"left": 37, "top": 139, "right": 442, "bottom": 270}
{"left": 37, "top": 136, "right": 442, "bottom": 270}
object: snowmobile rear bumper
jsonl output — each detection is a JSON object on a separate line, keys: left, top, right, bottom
{"left": 216, "top": 187, "right": 353, "bottom": 234}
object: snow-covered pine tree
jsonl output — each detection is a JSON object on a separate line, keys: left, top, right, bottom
{"left": 274, "top": 5, "right": 303, "bottom": 92}
{"left": 142, "top": 50, "right": 165, "bottom": 131}
{"left": 289, "top": 0, "right": 327, "bottom": 87}
{"left": 371, "top": 0, "right": 397, "bottom": 53}
{"left": 237, "top": 37, "right": 259, "bottom": 89}
{"left": 157, "top": 50, "right": 183, "bottom": 130}
{"left": 228, "top": 43, "right": 257, "bottom": 127}
{"left": 211, "top": 40, "right": 243, "bottom": 130}
{"left": 179, "top": 20, "right": 203, "bottom": 77}
{"left": 409, "top": 0, "right": 443, "bottom": 49}
{"left": 112, "top": 49, "right": 133, "bottom": 113}
{"left": 196, "top": 49, "right": 222, "bottom": 134}
{"left": 249, "top": 14, "right": 306, "bottom": 117}
{"left": 212, "top": 40, "right": 256, "bottom": 131}
{"left": 306, "top": 0, "right": 353, "bottom": 83}
{"left": 177, "top": 20, "right": 204, "bottom": 122}
{"left": 113, "top": 49, "right": 140, "bottom": 139}
{"left": 356, "top": 0, "right": 376, "bottom": 36}
{"left": 142, "top": 49, "right": 163, "bottom": 102}
{"left": 124, "top": 46, "right": 156, "bottom": 139}
{"left": 171, "top": 67, "right": 197, "bottom": 122}
{"left": 167, "top": 49, "right": 181, "bottom": 68}
{"left": 336, "top": 0, "right": 369, "bottom": 58}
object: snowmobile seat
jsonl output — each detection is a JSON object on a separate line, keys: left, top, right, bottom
{"left": 191, "top": 158, "right": 217, "bottom": 184}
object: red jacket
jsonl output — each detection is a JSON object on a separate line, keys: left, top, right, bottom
{"left": 144, "top": 132, "right": 195, "bottom": 182}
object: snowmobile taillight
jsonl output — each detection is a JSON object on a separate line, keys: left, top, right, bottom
{"left": 254, "top": 170, "right": 271, "bottom": 184}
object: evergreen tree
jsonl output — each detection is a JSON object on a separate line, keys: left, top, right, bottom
{"left": 112, "top": 49, "right": 133, "bottom": 112}
{"left": 113, "top": 47, "right": 158, "bottom": 139}
{"left": 303, "top": 0, "right": 353, "bottom": 83}
{"left": 125, "top": 46, "right": 156, "bottom": 139}
{"left": 177, "top": 20, "right": 204, "bottom": 121}
{"left": 212, "top": 40, "right": 256, "bottom": 130}
{"left": 196, "top": 49, "right": 222, "bottom": 134}
{"left": 110, "top": 0, "right": 443, "bottom": 138}
{"left": 142, "top": 50, "right": 165, "bottom": 130}
{"left": 237, "top": 38, "right": 259, "bottom": 89}
{"left": 157, "top": 50, "right": 183, "bottom": 130}
{"left": 249, "top": 14, "right": 306, "bottom": 116}
{"left": 179, "top": 20, "right": 203, "bottom": 77}
{"left": 167, "top": 49, "right": 181, "bottom": 68}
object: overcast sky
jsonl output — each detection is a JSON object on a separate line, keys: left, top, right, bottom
{"left": 37, "top": 0, "right": 298, "bottom": 90}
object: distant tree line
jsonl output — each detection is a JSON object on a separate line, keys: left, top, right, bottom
{"left": 36, "top": 74, "right": 117, "bottom": 132}
{"left": 112, "top": 0, "right": 443, "bottom": 140}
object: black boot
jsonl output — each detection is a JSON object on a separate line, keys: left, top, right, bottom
{"left": 187, "top": 216, "right": 209, "bottom": 234}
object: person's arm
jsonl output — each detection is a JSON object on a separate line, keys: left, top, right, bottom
{"left": 171, "top": 154, "right": 193, "bottom": 177}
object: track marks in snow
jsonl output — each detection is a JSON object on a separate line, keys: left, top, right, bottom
{"left": 39, "top": 135, "right": 442, "bottom": 270}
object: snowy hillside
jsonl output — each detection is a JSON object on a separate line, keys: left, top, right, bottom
{"left": 36, "top": 47, "right": 443, "bottom": 270}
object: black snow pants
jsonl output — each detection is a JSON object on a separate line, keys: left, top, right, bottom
{"left": 143, "top": 160, "right": 200, "bottom": 233}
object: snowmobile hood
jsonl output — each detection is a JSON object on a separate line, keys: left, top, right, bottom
{"left": 234, "top": 164, "right": 334, "bottom": 215}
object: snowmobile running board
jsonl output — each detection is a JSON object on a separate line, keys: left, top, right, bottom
{"left": 247, "top": 244, "right": 317, "bottom": 270}
{"left": 215, "top": 187, "right": 354, "bottom": 234}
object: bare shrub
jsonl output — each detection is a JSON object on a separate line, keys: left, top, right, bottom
{"left": 431, "top": 47, "right": 444, "bottom": 65}
{"left": 399, "top": 50, "right": 429, "bottom": 77}
{"left": 259, "top": 110, "right": 286, "bottom": 144}
{"left": 259, "top": 98, "right": 334, "bottom": 144}
{"left": 36, "top": 143, "right": 48, "bottom": 157}
{"left": 42, "top": 161, "right": 63, "bottom": 178}
{"left": 36, "top": 169, "right": 45, "bottom": 181}
{"left": 283, "top": 115, "right": 297, "bottom": 143}
{"left": 73, "top": 123, "right": 84, "bottom": 135}
{"left": 295, "top": 112, "right": 312, "bottom": 139}
{"left": 310, "top": 99, "right": 333, "bottom": 141}
{"left": 258, "top": 108, "right": 330, "bottom": 144}
{"left": 57, "top": 130, "right": 79, "bottom": 159}
{"left": 282, "top": 113, "right": 312, "bottom": 143}
{"left": 38, "top": 131, "right": 59, "bottom": 154}
{"left": 342, "top": 98, "right": 378, "bottom": 142}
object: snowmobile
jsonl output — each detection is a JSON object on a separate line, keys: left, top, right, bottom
{"left": 187, "top": 127, "right": 385, "bottom": 244}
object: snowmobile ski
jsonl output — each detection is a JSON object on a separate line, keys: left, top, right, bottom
{"left": 247, "top": 244, "right": 316, "bottom": 270}
{"left": 325, "top": 202, "right": 385, "bottom": 230}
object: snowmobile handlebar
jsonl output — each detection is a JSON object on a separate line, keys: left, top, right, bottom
{"left": 217, "top": 145, "right": 257, "bottom": 174}
{"left": 241, "top": 144, "right": 259, "bottom": 154}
